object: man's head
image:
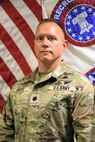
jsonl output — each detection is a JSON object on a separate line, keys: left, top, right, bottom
{"left": 34, "top": 18, "right": 68, "bottom": 70}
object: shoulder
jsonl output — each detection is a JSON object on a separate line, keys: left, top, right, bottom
{"left": 60, "top": 63, "right": 94, "bottom": 94}
{"left": 63, "top": 63, "right": 92, "bottom": 84}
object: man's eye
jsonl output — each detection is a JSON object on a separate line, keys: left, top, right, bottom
{"left": 48, "top": 37, "right": 56, "bottom": 41}
{"left": 36, "top": 36, "right": 43, "bottom": 41}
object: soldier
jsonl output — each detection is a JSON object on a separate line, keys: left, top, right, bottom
{"left": 0, "top": 18, "right": 95, "bottom": 142}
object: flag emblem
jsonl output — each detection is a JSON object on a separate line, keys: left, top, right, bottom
{"left": 51, "top": 0, "right": 95, "bottom": 47}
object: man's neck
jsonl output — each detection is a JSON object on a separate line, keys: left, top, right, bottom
{"left": 38, "top": 60, "right": 62, "bottom": 73}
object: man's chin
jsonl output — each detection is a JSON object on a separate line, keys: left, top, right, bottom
{"left": 41, "top": 58, "right": 52, "bottom": 63}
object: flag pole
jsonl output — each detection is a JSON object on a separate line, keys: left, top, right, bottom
{"left": 40, "top": 0, "right": 48, "bottom": 19}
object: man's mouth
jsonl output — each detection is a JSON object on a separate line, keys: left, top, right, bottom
{"left": 40, "top": 50, "right": 52, "bottom": 53}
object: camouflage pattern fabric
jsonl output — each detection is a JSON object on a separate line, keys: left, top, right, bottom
{"left": 0, "top": 63, "right": 94, "bottom": 142}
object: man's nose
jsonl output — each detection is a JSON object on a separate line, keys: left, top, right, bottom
{"left": 42, "top": 37, "right": 49, "bottom": 48}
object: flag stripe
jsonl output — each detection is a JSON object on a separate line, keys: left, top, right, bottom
{"left": 0, "top": 25, "right": 32, "bottom": 76}
{"left": 10, "top": 0, "right": 40, "bottom": 34}
{"left": 0, "top": 76, "right": 10, "bottom": 100}
{"left": 23, "top": 0, "right": 42, "bottom": 21}
{"left": 1, "top": 0, "right": 36, "bottom": 55}
{"left": 0, "top": 57, "right": 17, "bottom": 89}
{"left": 0, "top": 7, "right": 38, "bottom": 72}
{"left": 0, "top": 41, "right": 25, "bottom": 80}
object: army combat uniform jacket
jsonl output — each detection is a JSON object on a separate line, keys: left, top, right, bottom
{"left": 0, "top": 63, "right": 94, "bottom": 142}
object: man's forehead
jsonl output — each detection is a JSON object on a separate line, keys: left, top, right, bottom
{"left": 36, "top": 22, "right": 63, "bottom": 33}
{"left": 36, "top": 22, "right": 64, "bottom": 39}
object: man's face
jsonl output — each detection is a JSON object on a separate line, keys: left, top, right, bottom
{"left": 34, "top": 22, "right": 67, "bottom": 64}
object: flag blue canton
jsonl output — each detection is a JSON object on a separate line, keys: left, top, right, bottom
{"left": 65, "top": 4, "right": 95, "bottom": 43}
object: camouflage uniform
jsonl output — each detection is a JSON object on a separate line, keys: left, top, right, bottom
{"left": 0, "top": 63, "right": 94, "bottom": 142}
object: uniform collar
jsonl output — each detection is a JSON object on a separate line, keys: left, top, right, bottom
{"left": 30, "top": 62, "right": 69, "bottom": 84}
{"left": 20, "top": 62, "right": 72, "bottom": 85}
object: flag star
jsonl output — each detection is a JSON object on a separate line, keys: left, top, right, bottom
{"left": 72, "top": 33, "right": 76, "bottom": 38}
{"left": 78, "top": 36, "right": 83, "bottom": 41}
{"left": 81, "top": 6, "right": 85, "bottom": 11}
{"left": 67, "top": 15, "right": 72, "bottom": 20}
{"left": 93, "top": 12, "right": 95, "bottom": 16}
{"left": 93, "top": 32, "right": 95, "bottom": 36}
{"left": 67, "top": 28, "right": 72, "bottom": 32}
{"left": 73, "top": 8, "right": 78, "bottom": 13}
{"left": 86, "top": 36, "right": 90, "bottom": 40}
{"left": 66, "top": 21, "right": 70, "bottom": 26}
{"left": 88, "top": 8, "right": 92, "bottom": 12}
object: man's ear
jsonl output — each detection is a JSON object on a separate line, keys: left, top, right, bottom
{"left": 62, "top": 40, "right": 68, "bottom": 51}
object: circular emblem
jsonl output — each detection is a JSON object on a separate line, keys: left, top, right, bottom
{"left": 51, "top": 0, "right": 95, "bottom": 47}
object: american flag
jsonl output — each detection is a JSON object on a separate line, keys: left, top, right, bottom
{"left": 0, "top": 0, "right": 43, "bottom": 112}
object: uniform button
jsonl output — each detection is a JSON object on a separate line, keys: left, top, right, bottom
{"left": 32, "top": 96, "right": 37, "bottom": 101}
